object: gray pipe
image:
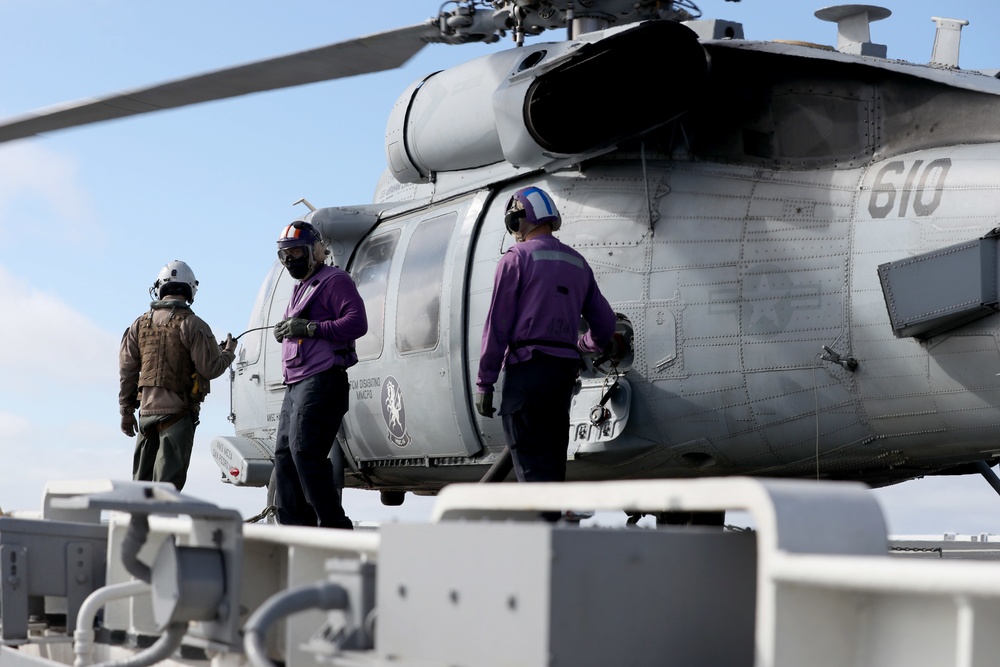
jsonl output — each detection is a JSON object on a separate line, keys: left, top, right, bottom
{"left": 74, "top": 580, "right": 152, "bottom": 667}
{"left": 120, "top": 514, "right": 152, "bottom": 582}
{"left": 243, "top": 583, "right": 349, "bottom": 667}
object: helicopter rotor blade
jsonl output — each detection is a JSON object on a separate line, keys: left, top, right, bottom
{"left": 0, "top": 22, "right": 440, "bottom": 144}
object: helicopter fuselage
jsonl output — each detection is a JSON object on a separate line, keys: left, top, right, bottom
{"left": 213, "top": 21, "right": 1000, "bottom": 497}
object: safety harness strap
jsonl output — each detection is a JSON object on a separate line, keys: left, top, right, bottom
{"left": 509, "top": 338, "right": 579, "bottom": 352}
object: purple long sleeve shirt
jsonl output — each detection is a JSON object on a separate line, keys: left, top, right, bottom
{"left": 282, "top": 264, "right": 368, "bottom": 384}
{"left": 477, "top": 235, "right": 616, "bottom": 393}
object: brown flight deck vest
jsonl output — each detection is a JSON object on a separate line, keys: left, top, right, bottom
{"left": 137, "top": 306, "right": 200, "bottom": 404}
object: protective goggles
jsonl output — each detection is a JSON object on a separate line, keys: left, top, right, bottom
{"left": 277, "top": 245, "right": 310, "bottom": 263}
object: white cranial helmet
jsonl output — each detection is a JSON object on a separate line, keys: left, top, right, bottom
{"left": 151, "top": 260, "right": 199, "bottom": 302}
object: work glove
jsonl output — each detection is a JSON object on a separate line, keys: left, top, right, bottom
{"left": 282, "top": 318, "right": 314, "bottom": 339}
{"left": 273, "top": 319, "right": 310, "bottom": 341}
{"left": 475, "top": 391, "right": 495, "bottom": 418}
{"left": 222, "top": 333, "right": 237, "bottom": 353}
{"left": 121, "top": 412, "right": 137, "bottom": 437}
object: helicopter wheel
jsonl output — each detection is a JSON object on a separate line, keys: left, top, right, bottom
{"left": 380, "top": 490, "right": 406, "bottom": 506}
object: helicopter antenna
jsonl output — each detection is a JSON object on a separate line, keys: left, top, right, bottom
{"left": 930, "top": 16, "right": 969, "bottom": 69}
{"left": 815, "top": 5, "right": 890, "bottom": 58}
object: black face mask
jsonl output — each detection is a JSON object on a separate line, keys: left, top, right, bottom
{"left": 283, "top": 256, "right": 312, "bottom": 279}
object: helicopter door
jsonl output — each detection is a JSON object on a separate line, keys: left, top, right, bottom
{"left": 229, "top": 261, "right": 286, "bottom": 435}
{"left": 343, "top": 197, "right": 483, "bottom": 463}
{"left": 261, "top": 263, "right": 295, "bottom": 414}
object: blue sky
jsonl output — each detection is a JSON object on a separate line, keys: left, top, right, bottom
{"left": 2, "top": 0, "right": 1000, "bottom": 533}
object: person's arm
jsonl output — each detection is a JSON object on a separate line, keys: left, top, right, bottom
{"left": 477, "top": 253, "right": 521, "bottom": 392}
{"left": 118, "top": 323, "right": 141, "bottom": 413}
{"left": 578, "top": 269, "right": 617, "bottom": 353}
{"left": 118, "top": 322, "right": 141, "bottom": 436}
{"left": 186, "top": 318, "right": 236, "bottom": 381}
{"left": 313, "top": 272, "right": 368, "bottom": 342}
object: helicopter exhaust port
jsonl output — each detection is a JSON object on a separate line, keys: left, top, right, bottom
{"left": 512, "top": 20, "right": 709, "bottom": 161}
{"left": 386, "top": 19, "right": 709, "bottom": 183}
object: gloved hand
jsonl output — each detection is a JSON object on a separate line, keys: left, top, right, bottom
{"left": 121, "top": 412, "right": 137, "bottom": 437}
{"left": 222, "top": 333, "right": 237, "bottom": 353}
{"left": 284, "top": 318, "right": 314, "bottom": 338}
{"left": 273, "top": 320, "right": 287, "bottom": 342}
{"left": 604, "top": 332, "right": 630, "bottom": 364}
{"left": 475, "top": 391, "right": 495, "bottom": 418}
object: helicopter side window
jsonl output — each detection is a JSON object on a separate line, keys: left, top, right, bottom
{"left": 395, "top": 213, "right": 457, "bottom": 354}
{"left": 739, "top": 92, "right": 872, "bottom": 164}
{"left": 683, "top": 58, "right": 877, "bottom": 169}
{"left": 239, "top": 261, "right": 283, "bottom": 367}
{"left": 351, "top": 230, "right": 400, "bottom": 361}
{"left": 769, "top": 93, "right": 872, "bottom": 161}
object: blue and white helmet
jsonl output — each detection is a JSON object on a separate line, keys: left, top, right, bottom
{"left": 504, "top": 186, "right": 562, "bottom": 233}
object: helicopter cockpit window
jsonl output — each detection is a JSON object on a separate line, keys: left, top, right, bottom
{"left": 350, "top": 230, "right": 400, "bottom": 361}
{"left": 395, "top": 213, "right": 457, "bottom": 354}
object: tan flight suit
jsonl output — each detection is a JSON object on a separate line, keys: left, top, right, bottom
{"left": 118, "top": 295, "right": 235, "bottom": 490}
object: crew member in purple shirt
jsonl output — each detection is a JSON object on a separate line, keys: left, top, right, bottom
{"left": 476, "top": 186, "right": 619, "bottom": 483}
{"left": 272, "top": 221, "right": 368, "bottom": 528}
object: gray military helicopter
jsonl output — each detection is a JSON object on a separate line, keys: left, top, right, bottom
{"left": 5, "top": 1, "right": 1000, "bottom": 511}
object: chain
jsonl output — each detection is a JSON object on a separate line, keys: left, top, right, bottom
{"left": 724, "top": 524, "right": 754, "bottom": 533}
{"left": 245, "top": 505, "right": 276, "bottom": 524}
{"left": 889, "top": 546, "right": 944, "bottom": 558}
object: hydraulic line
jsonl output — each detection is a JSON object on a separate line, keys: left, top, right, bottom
{"left": 234, "top": 325, "right": 274, "bottom": 341}
{"left": 120, "top": 514, "right": 151, "bottom": 582}
{"left": 243, "top": 583, "right": 350, "bottom": 667}
{"left": 74, "top": 581, "right": 152, "bottom": 667}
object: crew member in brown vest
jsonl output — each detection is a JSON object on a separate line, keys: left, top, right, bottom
{"left": 118, "top": 260, "right": 237, "bottom": 490}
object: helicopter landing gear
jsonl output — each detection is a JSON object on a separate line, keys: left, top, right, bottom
{"left": 974, "top": 460, "right": 1000, "bottom": 497}
{"left": 380, "top": 490, "right": 406, "bottom": 506}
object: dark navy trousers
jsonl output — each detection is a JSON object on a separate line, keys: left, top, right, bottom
{"left": 274, "top": 366, "right": 351, "bottom": 528}
{"left": 500, "top": 353, "right": 581, "bottom": 483}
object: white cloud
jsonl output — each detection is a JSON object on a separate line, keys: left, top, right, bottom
{"left": 0, "top": 415, "right": 122, "bottom": 515}
{"left": 0, "top": 263, "right": 119, "bottom": 395}
{"left": 0, "top": 142, "right": 101, "bottom": 244}
{"left": 0, "top": 262, "right": 122, "bottom": 512}
{"left": 0, "top": 410, "right": 30, "bottom": 437}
